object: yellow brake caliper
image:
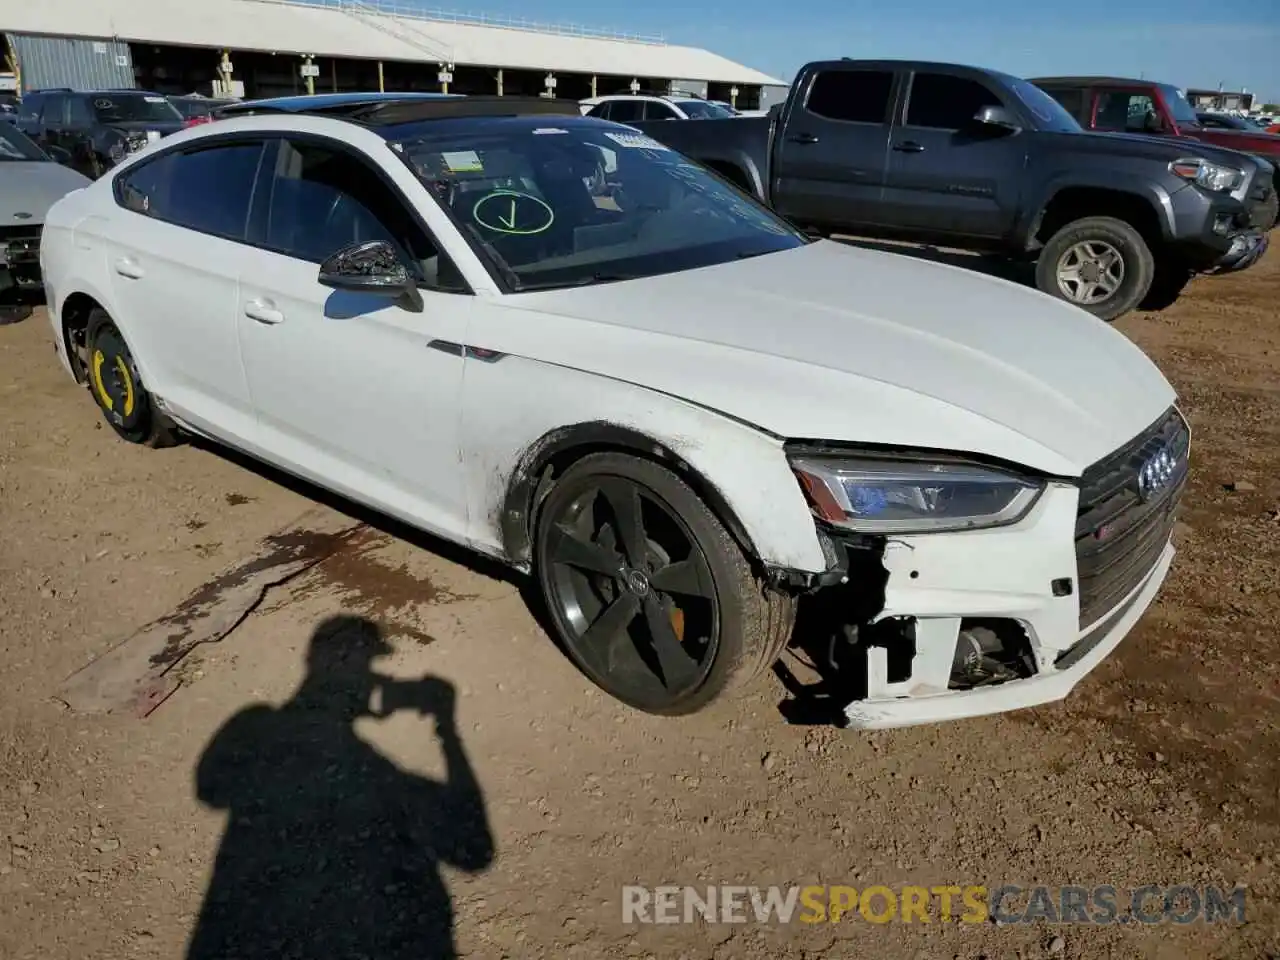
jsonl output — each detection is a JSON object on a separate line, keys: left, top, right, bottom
{"left": 90, "top": 349, "right": 113, "bottom": 411}
{"left": 114, "top": 356, "right": 135, "bottom": 418}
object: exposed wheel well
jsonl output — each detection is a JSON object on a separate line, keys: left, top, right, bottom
{"left": 1035, "top": 188, "right": 1165, "bottom": 251}
{"left": 500, "top": 423, "right": 760, "bottom": 571}
{"left": 61, "top": 292, "right": 103, "bottom": 383}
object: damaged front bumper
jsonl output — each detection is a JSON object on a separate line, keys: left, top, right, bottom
{"left": 795, "top": 409, "right": 1188, "bottom": 729}
{"left": 1206, "top": 228, "right": 1269, "bottom": 274}
{"left": 842, "top": 539, "right": 1173, "bottom": 729}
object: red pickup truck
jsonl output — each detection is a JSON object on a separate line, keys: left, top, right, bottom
{"left": 1032, "top": 77, "right": 1280, "bottom": 226}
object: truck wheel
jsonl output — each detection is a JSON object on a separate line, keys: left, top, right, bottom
{"left": 1036, "top": 217, "right": 1154, "bottom": 321}
{"left": 534, "top": 452, "right": 795, "bottom": 715}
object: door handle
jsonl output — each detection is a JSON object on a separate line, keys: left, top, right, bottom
{"left": 113, "top": 257, "right": 144, "bottom": 280}
{"left": 892, "top": 141, "right": 925, "bottom": 153}
{"left": 243, "top": 299, "right": 285, "bottom": 325}
{"left": 787, "top": 132, "right": 820, "bottom": 144}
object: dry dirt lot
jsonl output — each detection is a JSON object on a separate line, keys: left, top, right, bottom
{"left": 1, "top": 250, "right": 1278, "bottom": 960}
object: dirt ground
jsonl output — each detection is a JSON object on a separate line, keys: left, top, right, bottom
{"left": 1, "top": 249, "right": 1278, "bottom": 960}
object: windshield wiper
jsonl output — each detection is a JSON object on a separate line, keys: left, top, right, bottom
{"left": 514, "top": 271, "right": 642, "bottom": 292}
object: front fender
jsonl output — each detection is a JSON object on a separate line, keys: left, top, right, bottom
{"left": 1019, "top": 172, "right": 1177, "bottom": 246}
{"left": 459, "top": 355, "right": 827, "bottom": 574}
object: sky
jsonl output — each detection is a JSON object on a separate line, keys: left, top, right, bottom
{"left": 475, "top": 0, "right": 1279, "bottom": 104}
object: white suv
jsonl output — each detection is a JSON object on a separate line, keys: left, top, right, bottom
{"left": 579, "top": 94, "right": 737, "bottom": 122}
{"left": 40, "top": 93, "right": 1188, "bottom": 727}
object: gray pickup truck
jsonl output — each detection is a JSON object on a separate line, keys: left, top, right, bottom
{"left": 632, "top": 59, "right": 1275, "bottom": 320}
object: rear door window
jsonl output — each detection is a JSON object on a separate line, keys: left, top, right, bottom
{"left": 642, "top": 100, "right": 680, "bottom": 120}
{"left": 606, "top": 99, "right": 644, "bottom": 124}
{"left": 116, "top": 140, "right": 267, "bottom": 241}
{"left": 1094, "top": 91, "right": 1157, "bottom": 133}
{"left": 804, "top": 70, "right": 894, "bottom": 124}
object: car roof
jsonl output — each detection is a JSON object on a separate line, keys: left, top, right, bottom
{"left": 214, "top": 92, "right": 582, "bottom": 127}
{"left": 1030, "top": 76, "right": 1166, "bottom": 87}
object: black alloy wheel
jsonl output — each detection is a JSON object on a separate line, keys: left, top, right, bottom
{"left": 534, "top": 453, "right": 795, "bottom": 715}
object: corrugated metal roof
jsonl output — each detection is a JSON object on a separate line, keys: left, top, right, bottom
{"left": 0, "top": 0, "right": 781, "bottom": 85}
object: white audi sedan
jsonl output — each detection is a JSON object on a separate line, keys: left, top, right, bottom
{"left": 40, "top": 93, "right": 1188, "bottom": 727}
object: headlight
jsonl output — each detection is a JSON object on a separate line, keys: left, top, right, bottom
{"left": 1169, "top": 157, "right": 1245, "bottom": 192}
{"left": 789, "top": 456, "right": 1044, "bottom": 534}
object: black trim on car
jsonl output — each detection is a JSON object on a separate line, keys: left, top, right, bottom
{"left": 109, "top": 127, "right": 475, "bottom": 296}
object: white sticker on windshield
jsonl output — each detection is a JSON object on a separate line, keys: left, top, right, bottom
{"left": 532, "top": 127, "right": 568, "bottom": 135}
{"left": 441, "top": 149, "right": 483, "bottom": 173}
{"left": 603, "top": 131, "right": 670, "bottom": 151}
{"left": 144, "top": 96, "right": 167, "bottom": 103}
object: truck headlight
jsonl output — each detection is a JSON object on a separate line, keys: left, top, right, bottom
{"left": 789, "top": 456, "right": 1044, "bottom": 533}
{"left": 1169, "top": 157, "right": 1245, "bottom": 193}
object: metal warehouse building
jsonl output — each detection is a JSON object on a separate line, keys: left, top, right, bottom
{"left": 1, "top": 0, "right": 780, "bottom": 108}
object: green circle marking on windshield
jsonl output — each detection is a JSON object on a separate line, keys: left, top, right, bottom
{"left": 472, "top": 190, "right": 555, "bottom": 236}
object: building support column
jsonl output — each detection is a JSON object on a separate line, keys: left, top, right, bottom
{"left": 331, "top": 57, "right": 338, "bottom": 93}
{"left": 301, "top": 55, "right": 316, "bottom": 96}
{"left": 496, "top": 68, "right": 503, "bottom": 96}
{"left": 590, "top": 74, "right": 597, "bottom": 98}
{"left": 377, "top": 60, "right": 384, "bottom": 92}
{"left": 730, "top": 85, "right": 739, "bottom": 108}
{"left": 438, "top": 62, "right": 453, "bottom": 94}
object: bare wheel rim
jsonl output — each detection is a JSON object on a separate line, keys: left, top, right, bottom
{"left": 543, "top": 476, "right": 720, "bottom": 703}
{"left": 1055, "top": 239, "right": 1126, "bottom": 305}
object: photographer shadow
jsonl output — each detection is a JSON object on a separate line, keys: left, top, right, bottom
{"left": 187, "top": 615, "right": 493, "bottom": 960}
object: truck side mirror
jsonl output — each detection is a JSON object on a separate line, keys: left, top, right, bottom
{"left": 1143, "top": 112, "right": 1166, "bottom": 133}
{"left": 973, "top": 105, "right": 1019, "bottom": 130}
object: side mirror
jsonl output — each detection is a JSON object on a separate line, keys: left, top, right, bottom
{"left": 318, "top": 240, "right": 416, "bottom": 295}
{"left": 1143, "top": 112, "right": 1165, "bottom": 133}
{"left": 973, "top": 105, "right": 1019, "bottom": 130}
{"left": 46, "top": 145, "right": 73, "bottom": 165}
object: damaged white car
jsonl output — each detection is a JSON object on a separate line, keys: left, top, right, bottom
{"left": 39, "top": 93, "right": 1188, "bottom": 727}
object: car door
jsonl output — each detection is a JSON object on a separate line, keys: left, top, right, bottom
{"left": 106, "top": 137, "right": 267, "bottom": 444}
{"left": 63, "top": 95, "right": 99, "bottom": 177}
{"left": 770, "top": 66, "right": 895, "bottom": 230}
{"left": 33, "top": 93, "right": 66, "bottom": 155}
{"left": 882, "top": 71, "right": 1025, "bottom": 239}
{"left": 15, "top": 93, "right": 45, "bottom": 142}
{"left": 235, "top": 135, "right": 471, "bottom": 540}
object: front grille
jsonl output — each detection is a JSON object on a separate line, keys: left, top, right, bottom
{"left": 1074, "top": 409, "right": 1189, "bottom": 629}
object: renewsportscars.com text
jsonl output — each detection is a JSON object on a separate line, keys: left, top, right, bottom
{"left": 622, "top": 884, "right": 1246, "bottom": 925}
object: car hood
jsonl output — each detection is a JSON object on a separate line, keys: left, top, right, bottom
{"left": 494, "top": 241, "right": 1176, "bottom": 476}
{"left": 1053, "top": 129, "right": 1266, "bottom": 167}
{"left": 0, "top": 161, "right": 92, "bottom": 224}
{"left": 1179, "top": 126, "right": 1280, "bottom": 155}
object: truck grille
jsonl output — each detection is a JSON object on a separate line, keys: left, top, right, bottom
{"left": 1074, "top": 409, "right": 1189, "bottom": 629}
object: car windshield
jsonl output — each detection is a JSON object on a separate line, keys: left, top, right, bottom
{"left": 91, "top": 93, "right": 184, "bottom": 123}
{"left": 676, "top": 100, "right": 735, "bottom": 119}
{"left": 1158, "top": 85, "right": 1202, "bottom": 127}
{"left": 1006, "top": 77, "right": 1082, "bottom": 132}
{"left": 0, "top": 122, "right": 49, "bottom": 161}
{"left": 391, "top": 117, "right": 806, "bottom": 291}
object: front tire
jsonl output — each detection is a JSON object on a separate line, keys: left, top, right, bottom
{"left": 533, "top": 453, "right": 795, "bottom": 715}
{"left": 1036, "top": 216, "right": 1155, "bottom": 321}
{"left": 84, "top": 309, "right": 176, "bottom": 447}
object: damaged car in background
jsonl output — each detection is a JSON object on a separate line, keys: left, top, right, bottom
{"left": 39, "top": 93, "right": 1189, "bottom": 727}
